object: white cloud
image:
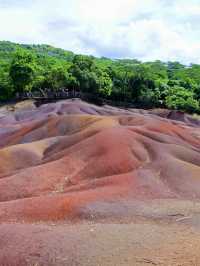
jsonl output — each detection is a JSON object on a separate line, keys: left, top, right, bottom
{"left": 0, "top": 0, "right": 200, "bottom": 64}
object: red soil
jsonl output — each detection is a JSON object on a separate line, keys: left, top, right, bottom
{"left": 0, "top": 99, "right": 200, "bottom": 265}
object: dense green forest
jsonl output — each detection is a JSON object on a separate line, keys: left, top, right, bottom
{"left": 1, "top": 41, "right": 200, "bottom": 113}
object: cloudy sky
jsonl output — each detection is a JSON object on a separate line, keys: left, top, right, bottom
{"left": 0, "top": 0, "right": 200, "bottom": 63}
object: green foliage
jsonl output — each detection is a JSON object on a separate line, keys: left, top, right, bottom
{"left": 9, "top": 49, "right": 36, "bottom": 93}
{"left": 165, "top": 86, "right": 199, "bottom": 113}
{"left": 40, "top": 65, "right": 70, "bottom": 90}
{"left": 69, "top": 55, "right": 112, "bottom": 97}
{"left": 0, "top": 63, "right": 14, "bottom": 100}
{"left": 98, "top": 70, "right": 113, "bottom": 97}
{"left": 0, "top": 41, "right": 200, "bottom": 114}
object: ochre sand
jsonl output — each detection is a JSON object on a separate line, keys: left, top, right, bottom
{"left": 0, "top": 99, "right": 200, "bottom": 265}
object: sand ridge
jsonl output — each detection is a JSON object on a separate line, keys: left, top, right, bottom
{"left": 0, "top": 99, "right": 200, "bottom": 265}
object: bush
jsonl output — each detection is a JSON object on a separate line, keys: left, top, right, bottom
{"left": 165, "top": 86, "right": 200, "bottom": 113}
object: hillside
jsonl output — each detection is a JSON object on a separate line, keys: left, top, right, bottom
{"left": 0, "top": 41, "right": 74, "bottom": 62}
{"left": 0, "top": 41, "right": 141, "bottom": 65}
{"left": 0, "top": 99, "right": 200, "bottom": 265}
{"left": 0, "top": 41, "right": 200, "bottom": 115}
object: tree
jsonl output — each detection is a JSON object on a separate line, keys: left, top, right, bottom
{"left": 165, "top": 86, "right": 199, "bottom": 113}
{"left": 96, "top": 69, "right": 113, "bottom": 97}
{"left": 9, "top": 49, "right": 36, "bottom": 93}
{"left": 69, "top": 55, "right": 113, "bottom": 97}
{"left": 0, "top": 63, "right": 14, "bottom": 100}
{"left": 69, "top": 55, "right": 96, "bottom": 92}
{"left": 1, "top": 40, "right": 200, "bottom": 113}
{"left": 41, "top": 65, "right": 70, "bottom": 90}
{"left": 128, "top": 65, "right": 156, "bottom": 103}
{"left": 167, "top": 61, "right": 185, "bottom": 79}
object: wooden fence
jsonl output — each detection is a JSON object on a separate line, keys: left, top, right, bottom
{"left": 16, "top": 88, "right": 81, "bottom": 100}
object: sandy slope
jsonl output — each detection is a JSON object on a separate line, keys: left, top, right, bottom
{"left": 0, "top": 99, "right": 200, "bottom": 265}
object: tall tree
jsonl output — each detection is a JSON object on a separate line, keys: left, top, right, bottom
{"left": 69, "top": 55, "right": 113, "bottom": 97}
{"left": 9, "top": 49, "right": 36, "bottom": 93}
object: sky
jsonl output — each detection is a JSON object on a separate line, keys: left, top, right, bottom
{"left": 0, "top": 0, "right": 200, "bottom": 64}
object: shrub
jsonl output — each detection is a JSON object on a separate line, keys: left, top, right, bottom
{"left": 165, "top": 86, "right": 199, "bottom": 113}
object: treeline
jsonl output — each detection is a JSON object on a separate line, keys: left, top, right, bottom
{"left": 1, "top": 41, "right": 200, "bottom": 113}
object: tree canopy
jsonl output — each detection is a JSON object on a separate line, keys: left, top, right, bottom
{"left": 0, "top": 41, "right": 200, "bottom": 114}
{"left": 9, "top": 49, "right": 36, "bottom": 93}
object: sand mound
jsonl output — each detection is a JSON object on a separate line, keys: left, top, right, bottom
{"left": 0, "top": 99, "right": 200, "bottom": 265}
{"left": 0, "top": 99, "right": 199, "bottom": 222}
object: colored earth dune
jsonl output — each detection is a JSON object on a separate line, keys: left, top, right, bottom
{"left": 0, "top": 99, "right": 200, "bottom": 265}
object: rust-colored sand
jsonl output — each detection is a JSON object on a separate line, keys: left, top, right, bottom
{"left": 0, "top": 99, "right": 200, "bottom": 265}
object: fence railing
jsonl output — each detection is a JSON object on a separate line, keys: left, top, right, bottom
{"left": 16, "top": 88, "right": 81, "bottom": 100}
